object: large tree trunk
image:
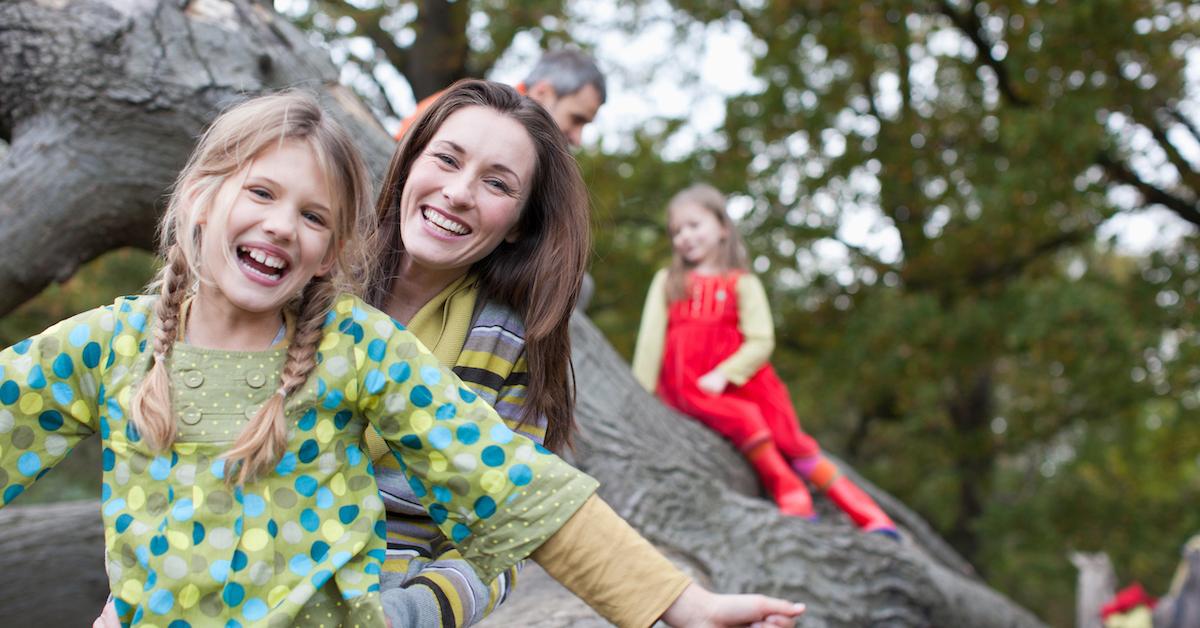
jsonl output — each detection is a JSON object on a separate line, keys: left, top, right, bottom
{"left": 0, "top": 1, "right": 1044, "bottom": 626}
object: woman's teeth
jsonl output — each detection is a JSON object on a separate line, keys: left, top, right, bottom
{"left": 423, "top": 208, "right": 469, "bottom": 235}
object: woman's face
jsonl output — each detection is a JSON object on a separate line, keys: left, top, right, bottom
{"left": 397, "top": 106, "right": 536, "bottom": 280}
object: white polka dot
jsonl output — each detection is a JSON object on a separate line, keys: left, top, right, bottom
{"left": 373, "top": 320, "right": 394, "bottom": 339}
{"left": 360, "top": 494, "right": 383, "bottom": 513}
{"left": 324, "top": 356, "right": 349, "bottom": 377}
{"left": 282, "top": 521, "right": 304, "bottom": 544}
{"left": 114, "top": 461, "right": 130, "bottom": 485}
{"left": 207, "top": 527, "right": 235, "bottom": 549}
{"left": 174, "top": 464, "right": 196, "bottom": 486}
{"left": 318, "top": 453, "right": 338, "bottom": 474}
{"left": 249, "top": 561, "right": 273, "bottom": 586}
{"left": 0, "top": 410, "right": 13, "bottom": 434}
{"left": 45, "top": 434, "right": 69, "bottom": 457}
{"left": 384, "top": 394, "right": 407, "bottom": 413}
{"left": 453, "top": 454, "right": 478, "bottom": 473}
{"left": 163, "top": 555, "right": 188, "bottom": 579}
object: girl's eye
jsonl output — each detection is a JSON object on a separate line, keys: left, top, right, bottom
{"left": 302, "top": 211, "right": 328, "bottom": 226}
{"left": 249, "top": 187, "right": 273, "bottom": 200}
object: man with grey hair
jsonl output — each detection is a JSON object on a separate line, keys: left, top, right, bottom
{"left": 396, "top": 48, "right": 606, "bottom": 147}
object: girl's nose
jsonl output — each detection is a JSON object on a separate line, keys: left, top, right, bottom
{"left": 262, "top": 207, "right": 298, "bottom": 240}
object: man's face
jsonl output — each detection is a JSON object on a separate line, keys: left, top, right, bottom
{"left": 527, "top": 81, "right": 603, "bottom": 147}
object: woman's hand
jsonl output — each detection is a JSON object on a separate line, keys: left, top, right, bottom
{"left": 661, "top": 582, "right": 806, "bottom": 628}
{"left": 697, "top": 370, "right": 729, "bottom": 395}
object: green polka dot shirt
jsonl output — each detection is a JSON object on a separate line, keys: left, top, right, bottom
{"left": 0, "top": 294, "right": 598, "bottom": 627}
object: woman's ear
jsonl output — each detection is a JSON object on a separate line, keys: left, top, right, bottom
{"left": 503, "top": 226, "right": 520, "bottom": 244}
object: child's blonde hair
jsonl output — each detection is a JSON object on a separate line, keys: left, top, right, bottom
{"left": 664, "top": 183, "right": 749, "bottom": 302}
{"left": 132, "top": 90, "right": 374, "bottom": 484}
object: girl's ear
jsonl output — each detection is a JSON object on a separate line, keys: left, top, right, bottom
{"left": 180, "top": 178, "right": 209, "bottom": 225}
{"left": 315, "top": 240, "right": 343, "bottom": 277}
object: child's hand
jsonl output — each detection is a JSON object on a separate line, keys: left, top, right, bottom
{"left": 698, "top": 370, "right": 729, "bottom": 395}
{"left": 93, "top": 598, "right": 120, "bottom": 628}
{"left": 661, "top": 582, "right": 806, "bottom": 627}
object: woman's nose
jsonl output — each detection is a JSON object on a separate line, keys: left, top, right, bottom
{"left": 442, "top": 174, "right": 474, "bottom": 207}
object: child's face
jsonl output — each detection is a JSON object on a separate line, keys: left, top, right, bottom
{"left": 397, "top": 106, "right": 534, "bottom": 280}
{"left": 198, "top": 140, "right": 336, "bottom": 317}
{"left": 668, "top": 201, "right": 728, "bottom": 270}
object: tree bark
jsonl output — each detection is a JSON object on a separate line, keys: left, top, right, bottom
{"left": 0, "top": 1, "right": 1045, "bottom": 626}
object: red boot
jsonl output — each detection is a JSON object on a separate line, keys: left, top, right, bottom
{"left": 746, "top": 441, "right": 815, "bottom": 519}
{"left": 794, "top": 454, "right": 898, "bottom": 538}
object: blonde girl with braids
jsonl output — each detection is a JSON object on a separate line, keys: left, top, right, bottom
{"left": 5, "top": 90, "right": 802, "bottom": 628}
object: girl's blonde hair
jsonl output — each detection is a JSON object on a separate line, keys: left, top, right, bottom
{"left": 132, "top": 90, "right": 374, "bottom": 484}
{"left": 664, "top": 183, "right": 749, "bottom": 302}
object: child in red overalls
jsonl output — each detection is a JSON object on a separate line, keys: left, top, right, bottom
{"left": 632, "top": 183, "right": 897, "bottom": 537}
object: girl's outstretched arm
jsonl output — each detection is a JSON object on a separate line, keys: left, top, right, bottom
{"left": 630, "top": 268, "right": 669, "bottom": 392}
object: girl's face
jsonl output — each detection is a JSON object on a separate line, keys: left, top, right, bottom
{"left": 197, "top": 140, "right": 337, "bottom": 317}
{"left": 668, "top": 201, "right": 728, "bottom": 271}
{"left": 397, "top": 106, "right": 535, "bottom": 281}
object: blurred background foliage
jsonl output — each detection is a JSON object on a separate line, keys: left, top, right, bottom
{"left": 6, "top": 0, "right": 1197, "bottom": 624}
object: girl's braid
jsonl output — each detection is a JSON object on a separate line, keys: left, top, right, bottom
{"left": 132, "top": 244, "right": 192, "bottom": 450}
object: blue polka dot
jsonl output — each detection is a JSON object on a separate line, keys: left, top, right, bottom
{"left": 432, "top": 485, "right": 452, "bottom": 503}
{"left": 209, "top": 560, "right": 230, "bottom": 583}
{"left": 2, "top": 485, "right": 23, "bottom": 504}
{"left": 351, "top": 306, "right": 368, "bottom": 322}
{"left": 410, "top": 385, "right": 432, "bottom": 408}
{"left": 17, "top": 452, "right": 41, "bottom": 477}
{"left": 149, "top": 456, "right": 171, "bottom": 481}
{"left": 38, "top": 410, "right": 64, "bottom": 432}
{"left": 294, "top": 475, "right": 318, "bottom": 497}
{"left": 115, "top": 513, "right": 134, "bottom": 533}
{"left": 367, "top": 339, "right": 386, "bottom": 362}
{"left": 128, "top": 312, "right": 148, "bottom": 332}
{"left": 311, "top": 569, "right": 334, "bottom": 589}
{"left": 102, "top": 497, "right": 127, "bottom": 516}
{"left": 244, "top": 494, "right": 265, "bottom": 518}
{"left": 481, "top": 446, "right": 506, "bottom": 467}
{"left": 51, "top": 382, "right": 73, "bottom": 405}
{"left": 289, "top": 554, "right": 313, "bottom": 575}
{"left": 148, "top": 589, "right": 174, "bottom": 614}
{"left": 310, "top": 541, "right": 329, "bottom": 562}
{"left": 26, "top": 365, "right": 45, "bottom": 389}
{"left": 168, "top": 620, "right": 191, "bottom": 628}
{"left": 334, "top": 410, "right": 353, "bottom": 430}
{"left": 82, "top": 342, "right": 102, "bottom": 368}
{"left": 298, "top": 408, "right": 317, "bottom": 431}
{"left": 316, "top": 378, "right": 327, "bottom": 398}
{"left": 298, "top": 439, "right": 319, "bottom": 463}
{"left": 224, "top": 620, "right": 242, "bottom": 628}
{"left": 222, "top": 582, "right": 245, "bottom": 607}
{"left": 210, "top": 459, "right": 226, "bottom": 479}
{"left": 407, "top": 476, "right": 427, "bottom": 498}
{"left": 68, "top": 324, "right": 91, "bottom": 347}
{"left": 172, "top": 498, "right": 194, "bottom": 521}
{"left": 338, "top": 505, "right": 359, "bottom": 524}
{"left": 364, "top": 369, "right": 386, "bottom": 394}
{"left": 322, "top": 389, "right": 344, "bottom": 410}
{"left": 12, "top": 339, "right": 31, "bottom": 354}
{"left": 243, "top": 598, "right": 268, "bottom": 621}
{"left": 125, "top": 420, "right": 141, "bottom": 443}
{"left": 456, "top": 424, "right": 480, "bottom": 445}
{"left": 52, "top": 353, "right": 74, "bottom": 378}
{"left": 420, "top": 366, "right": 442, "bottom": 385}
{"left": 428, "top": 503, "right": 448, "bottom": 524}
{"left": 489, "top": 424, "right": 515, "bottom": 444}
{"left": 192, "top": 522, "right": 206, "bottom": 545}
{"left": 316, "top": 487, "right": 334, "bottom": 509}
{"left": 400, "top": 435, "right": 422, "bottom": 450}
{"left": 101, "top": 482, "right": 111, "bottom": 502}
{"left": 231, "top": 550, "right": 248, "bottom": 571}
{"left": 0, "top": 380, "right": 18, "bottom": 405}
{"left": 389, "top": 362, "right": 411, "bottom": 383}
{"left": 451, "top": 523, "right": 471, "bottom": 543}
{"left": 474, "top": 496, "right": 497, "bottom": 519}
{"left": 435, "top": 403, "right": 456, "bottom": 420}
{"left": 508, "top": 464, "right": 533, "bottom": 486}
{"left": 300, "top": 509, "right": 320, "bottom": 532}
{"left": 331, "top": 551, "right": 351, "bottom": 569}
{"left": 458, "top": 387, "right": 478, "bottom": 403}
{"left": 274, "top": 452, "right": 297, "bottom": 476}
{"left": 428, "top": 426, "right": 453, "bottom": 450}
{"left": 150, "top": 535, "right": 169, "bottom": 555}
{"left": 346, "top": 445, "right": 363, "bottom": 467}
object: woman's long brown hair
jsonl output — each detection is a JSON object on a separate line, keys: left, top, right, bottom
{"left": 364, "top": 79, "right": 589, "bottom": 452}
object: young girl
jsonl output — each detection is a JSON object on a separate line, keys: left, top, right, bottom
{"left": 632, "top": 183, "right": 898, "bottom": 537}
{"left": 4, "top": 93, "right": 801, "bottom": 627}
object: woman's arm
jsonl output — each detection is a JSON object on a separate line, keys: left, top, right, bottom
{"left": 630, "top": 269, "right": 669, "bottom": 392}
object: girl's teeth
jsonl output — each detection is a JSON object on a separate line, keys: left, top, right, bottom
{"left": 242, "top": 247, "right": 287, "bottom": 269}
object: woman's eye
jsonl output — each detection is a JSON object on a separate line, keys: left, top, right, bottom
{"left": 484, "top": 178, "right": 512, "bottom": 194}
{"left": 434, "top": 153, "right": 457, "bottom": 167}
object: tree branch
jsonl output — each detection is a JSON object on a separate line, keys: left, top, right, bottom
{"left": 935, "top": 0, "right": 1031, "bottom": 107}
{"left": 1097, "top": 151, "right": 1200, "bottom": 227}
